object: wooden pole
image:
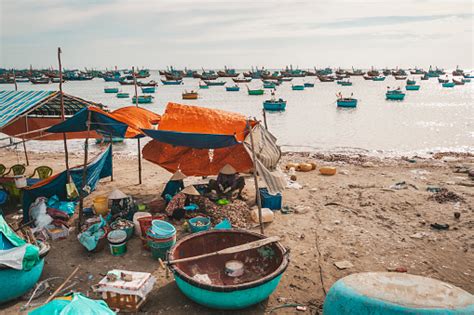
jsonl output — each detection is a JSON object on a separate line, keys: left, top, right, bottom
{"left": 262, "top": 108, "right": 268, "bottom": 130}
{"left": 247, "top": 120, "right": 264, "bottom": 234}
{"left": 44, "top": 266, "right": 80, "bottom": 304}
{"left": 133, "top": 66, "right": 142, "bottom": 185}
{"left": 58, "top": 47, "right": 70, "bottom": 175}
{"left": 13, "top": 69, "right": 30, "bottom": 166}
{"left": 78, "top": 110, "right": 92, "bottom": 229}
{"left": 109, "top": 134, "right": 114, "bottom": 182}
{"left": 13, "top": 69, "right": 18, "bottom": 91}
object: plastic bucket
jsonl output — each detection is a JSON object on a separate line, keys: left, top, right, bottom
{"left": 149, "top": 238, "right": 176, "bottom": 260}
{"left": 107, "top": 230, "right": 127, "bottom": 256}
{"left": 93, "top": 196, "right": 109, "bottom": 216}
{"left": 133, "top": 212, "right": 151, "bottom": 236}
{"left": 151, "top": 220, "right": 176, "bottom": 238}
{"left": 14, "top": 176, "right": 27, "bottom": 189}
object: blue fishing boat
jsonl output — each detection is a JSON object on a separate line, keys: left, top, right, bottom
{"left": 463, "top": 73, "right": 474, "bottom": 79}
{"left": 461, "top": 78, "right": 471, "bottom": 83}
{"left": 337, "top": 80, "right": 352, "bottom": 86}
{"left": 421, "top": 74, "right": 429, "bottom": 80}
{"left": 406, "top": 79, "right": 416, "bottom": 85}
{"left": 199, "top": 82, "right": 209, "bottom": 89}
{"left": 263, "top": 82, "right": 276, "bottom": 89}
{"left": 438, "top": 77, "right": 449, "bottom": 83}
{"left": 132, "top": 95, "right": 154, "bottom": 104}
{"left": 304, "top": 82, "right": 315, "bottom": 88}
{"left": 226, "top": 85, "right": 240, "bottom": 92}
{"left": 104, "top": 87, "right": 119, "bottom": 93}
{"left": 116, "top": 92, "right": 129, "bottom": 98}
{"left": 442, "top": 82, "right": 455, "bottom": 88}
{"left": 168, "top": 230, "right": 289, "bottom": 310}
{"left": 336, "top": 93, "right": 357, "bottom": 108}
{"left": 204, "top": 80, "right": 226, "bottom": 86}
{"left": 141, "top": 87, "right": 156, "bottom": 93}
{"left": 372, "top": 76, "right": 386, "bottom": 81}
{"left": 263, "top": 98, "right": 287, "bottom": 111}
{"left": 291, "top": 85, "right": 305, "bottom": 91}
{"left": 406, "top": 85, "right": 420, "bottom": 91}
{"left": 386, "top": 88, "right": 406, "bottom": 100}
{"left": 161, "top": 79, "right": 183, "bottom": 85}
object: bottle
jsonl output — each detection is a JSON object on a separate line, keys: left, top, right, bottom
{"left": 251, "top": 208, "right": 274, "bottom": 223}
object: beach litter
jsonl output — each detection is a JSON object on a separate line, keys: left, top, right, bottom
{"left": 430, "top": 223, "right": 449, "bottom": 230}
{"left": 428, "top": 188, "right": 464, "bottom": 203}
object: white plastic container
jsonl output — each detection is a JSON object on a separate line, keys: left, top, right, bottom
{"left": 14, "top": 175, "right": 27, "bottom": 188}
{"left": 133, "top": 212, "right": 151, "bottom": 236}
{"left": 251, "top": 208, "right": 274, "bottom": 223}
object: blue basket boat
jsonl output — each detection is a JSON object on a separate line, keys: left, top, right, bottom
{"left": 442, "top": 82, "right": 455, "bottom": 88}
{"left": 132, "top": 95, "right": 154, "bottom": 104}
{"left": 168, "top": 230, "right": 289, "bottom": 310}
{"left": 161, "top": 79, "right": 183, "bottom": 85}
{"left": 303, "top": 82, "right": 315, "bottom": 87}
{"left": 104, "top": 87, "right": 119, "bottom": 93}
{"left": 226, "top": 85, "right": 240, "bottom": 92}
{"left": 263, "top": 99, "right": 287, "bottom": 111}
{"left": 386, "top": 89, "right": 406, "bottom": 100}
{"left": 337, "top": 80, "right": 352, "bottom": 86}
{"left": 372, "top": 76, "right": 386, "bottom": 81}
{"left": 263, "top": 82, "right": 276, "bottom": 89}
{"left": 291, "top": 85, "right": 305, "bottom": 91}
{"left": 406, "top": 85, "right": 420, "bottom": 91}
{"left": 337, "top": 98, "right": 357, "bottom": 108}
{"left": 406, "top": 79, "right": 416, "bottom": 85}
{"left": 141, "top": 87, "right": 156, "bottom": 93}
{"left": 0, "top": 259, "right": 45, "bottom": 304}
{"left": 204, "top": 80, "right": 226, "bottom": 86}
{"left": 116, "top": 92, "right": 129, "bottom": 98}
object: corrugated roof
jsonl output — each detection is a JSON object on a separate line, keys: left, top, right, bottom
{"left": 0, "top": 90, "right": 56, "bottom": 128}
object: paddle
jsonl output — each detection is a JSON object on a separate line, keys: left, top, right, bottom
{"left": 167, "top": 236, "right": 280, "bottom": 265}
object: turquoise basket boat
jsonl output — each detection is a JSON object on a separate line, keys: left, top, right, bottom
{"left": 304, "top": 82, "right": 315, "bottom": 87}
{"left": 337, "top": 81, "right": 352, "bottom": 86}
{"left": 406, "top": 85, "right": 420, "bottom": 91}
{"left": 372, "top": 76, "right": 386, "bottom": 81}
{"left": 337, "top": 98, "right": 357, "bottom": 108}
{"left": 263, "top": 99, "right": 287, "bottom": 111}
{"left": 386, "top": 90, "right": 406, "bottom": 100}
{"left": 442, "top": 82, "right": 455, "bottom": 88}
{"left": 132, "top": 95, "right": 154, "bottom": 104}
{"left": 247, "top": 88, "right": 264, "bottom": 95}
{"left": 168, "top": 230, "right": 289, "bottom": 310}
{"left": 161, "top": 79, "right": 183, "bottom": 85}
{"left": 104, "top": 87, "right": 119, "bottom": 93}
{"left": 199, "top": 84, "right": 209, "bottom": 89}
{"left": 0, "top": 259, "right": 45, "bottom": 304}
{"left": 324, "top": 272, "right": 474, "bottom": 315}
{"left": 263, "top": 82, "right": 276, "bottom": 89}
{"left": 226, "top": 86, "right": 240, "bottom": 92}
{"left": 141, "top": 87, "right": 156, "bottom": 93}
{"left": 292, "top": 85, "right": 305, "bottom": 91}
{"left": 116, "top": 92, "right": 129, "bottom": 98}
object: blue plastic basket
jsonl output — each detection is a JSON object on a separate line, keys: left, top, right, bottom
{"left": 151, "top": 220, "right": 176, "bottom": 238}
{"left": 259, "top": 188, "right": 282, "bottom": 210}
{"left": 188, "top": 217, "right": 211, "bottom": 233}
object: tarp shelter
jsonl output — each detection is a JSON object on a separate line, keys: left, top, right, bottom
{"left": 46, "top": 106, "right": 161, "bottom": 139}
{"left": 22, "top": 146, "right": 113, "bottom": 223}
{"left": 0, "top": 90, "right": 106, "bottom": 140}
{"left": 142, "top": 103, "right": 286, "bottom": 194}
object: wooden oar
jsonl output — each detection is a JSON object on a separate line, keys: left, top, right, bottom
{"left": 168, "top": 236, "right": 280, "bottom": 265}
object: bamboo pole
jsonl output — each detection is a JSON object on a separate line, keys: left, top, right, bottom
{"left": 133, "top": 66, "right": 142, "bottom": 185}
{"left": 78, "top": 110, "right": 92, "bottom": 229}
{"left": 57, "top": 47, "right": 70, "bottom": 175}
{"left": 247, "top": 120, "right": 264, "bottom": 234}
{"left": 44, "top": 267, "right": 80, "bottom": 304}
{"left": 109, "top": 134, "right": 114, "bottom": 182}
{"left": 13, "top": 69, "right": 30, "bottom": 166}
{"left": 262, "top": 108, "right": 268, "bottom": 130}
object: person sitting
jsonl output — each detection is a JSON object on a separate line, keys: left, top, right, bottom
{"left": 161, "top": 170, "right": 186, "bottom": 203}
{"left": 164, "top": 185, "right": 200, "bottom": 220}
{"left": 208, "top": 164, "right": 245, "bottom": 200}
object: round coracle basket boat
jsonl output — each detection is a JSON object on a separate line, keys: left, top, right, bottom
{"left": 168, "top": 229, "right": 289, "bottom": 310}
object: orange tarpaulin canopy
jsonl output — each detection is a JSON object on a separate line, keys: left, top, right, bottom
{"left": 142, "top": 103, "right": 256, "bottom": 176}
{"left": 111, "top": 106, "right": 161, "bottom": 138}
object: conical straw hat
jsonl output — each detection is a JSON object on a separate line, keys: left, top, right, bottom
{"left": 108, "top": 189, "right": 128, "bottom": 200}
{"left": 220, "top": 164, "right": 237, "bottom": 175}
{"left": 170, "top": 170, "right": 186, "bottom": 181}
{"left": 181, "top": 185, "right": 200, "bottom": 196}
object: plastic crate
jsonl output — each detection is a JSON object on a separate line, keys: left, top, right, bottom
{"left": 45, "top": 225, "right": 69, "bottom": 240}
{"left": 259, "top": 188, "right": 282, "bottom": 210}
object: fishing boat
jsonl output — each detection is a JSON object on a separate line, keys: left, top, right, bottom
{"left": 199, "top": 82, "right": 209, "bottom": 89}
{"left": 372, "top": 76, "right": 386, "bottom": 81}
{"left": 410, "top": 68, "right": 425, "bottom": 75}
{"left": 304, "top": 82, "right": 315, "bottom": 88}
{"left": 132, "top": 95, "right": 154, "bottom": 104}
{"left": 116, "top": 92, "right": 129, "bottom": 98}
{"left": 137, "top": 80, "right": 158, "bottom": 87}
{"left": 438, "top": 77, "right": 449, "bottom": 83}
{"left": 336, "top": 93, "right": 357, "bottom": 108}
{"left": 204, "top": 80, "right": 226, "bottom": 86}
{"left": 406, "top": 85, "right": 420, "bottom": 91}
{"left": 347, "top": 68, "right": 365, "bottom": 76}
{"left": 95, "top": 137, "right": 124, "bottom": 144}
{"left": 247, "top": 86, "right": 264, "bottom": 95}
{"left": 421, "top": 74, "right": 429, "bottom": 80}
{"left": 318, "top": 76, "right": 335, "bottom": 82}
{"left": 141, "top": 87, "right": 156, "bottom": 93}
{"left": 182, "top": 90, "right": 198, "bottom": 100}
{"left": 263, "top": 81, "right": 276, "bottom": 89}
{"left": 30, "top": 77, "right": 50, "bottom": 84}
{"left": 382, "top": 69, "right": 392, "bottom": 76}
{"left": 217, "top": 67, "right": 239, "bottom": 77}
{"left": 104, "top": 87, "right": 119, "bottom": 93}
{"left": 263, "top": 98, "right": 287, "bottom": 111}
{"left": 168, "top": 230, "right": 289, "bottom": 310}
{"left": 337, "top": 80, "right": 352, "bottom": 86}
{"left": 262, "top": 79, "right": 281, "bottom": 86}
{"left": 165, "top": 73, "right": 183, "bottom": 81}
{"left": 452, "top": 79, "right": 465, "bottom": 86}
{"left": 406, "top": 79, "right": 416, "bottom": 85}
{"left": 452, "top": 66, "right": 464, "bottom": 76}
{"left": 232, "top": 77, "right": 252, "bottom": 83}
{"left": 463, "top": 73, "right": 474, "bottom": 79}
{"left": 280, "top": 77, "right": 293, "bottom": 82}
{"left": 394, "top": 76, "right": 407, "bottom": 80}
{"left": 15, "top": 77, "right": 30, "bottom": 83}
{"left": 392, "top": 69, "right": 407, "bottom": 76}
{"left": 367, "top": 67, "right": 380, "bottom": 77}
{"left": 51, "top": 77, "right": 66, "bottom": 83}
{"left": 363, "top": 75, "right": 373, "bottom": 80}
{"left": 442, "top": 82, "right": 455, "bottom": 88}
{"left": 291, "top": 84, "right": 305, "bottom": 91}
{"left": 226, "top": 85, "right": 240, "bottom": 92}
{"left": 135, "top": 69, "right": 151, "bottom": 78}
{"left": 386, "top": 88, "right": 406, "bottom": 100}
{"left": 118, "top": 77, "right": 135, "bottom": 85}
{"left": 161, "top": 79, "right": 183, "bottom": 85}
{"left": 461, "top": 78, "right": 471, "bottom": 83}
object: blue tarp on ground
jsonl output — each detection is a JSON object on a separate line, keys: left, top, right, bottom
{"left": 46, "top": 107, "right": 128, "bottom": 137}
{"left": 22, "top": 146, "right": 112, "bottom": 223}
{"left": 142, "top": 129, "right": 239, "bottom": 149}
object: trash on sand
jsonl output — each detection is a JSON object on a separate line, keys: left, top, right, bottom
{"left": 390, "top": 181, "right": 408, "bottom": 190}
{"left": 426, "top": 186, "right": 441, "bottom": 193}
{"left": 410, "top": 232, "right": 428, "bottom": 239}
{"left": 429, "top": 188, "right": 464, "bottom": 203}
{"left": 334, "top": 260, "right": 353, "bottom": 270}
{"left": 296, "top": 305, "right": 308, "bottom": 311}
{"left": 430, "top": 223, "right": 449, "bottom": 230}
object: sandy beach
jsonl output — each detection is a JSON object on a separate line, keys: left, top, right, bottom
{"left": 1, "top": 147, "right": 473, "bottom": 314}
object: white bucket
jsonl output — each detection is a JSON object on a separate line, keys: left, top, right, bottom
{"left": 133, "top": 212, "right": 151, "bottom": 236}
{"left": 14, "top": 175, "right": 27, "bottom": 188}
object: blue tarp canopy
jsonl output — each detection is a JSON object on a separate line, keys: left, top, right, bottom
{"left": 142, "top": 128, "right": 239, "bottom": 149}
{"left": 46, "top": 107, "right": 128, "bottom": 137}
{"left": 0, "top": 90, "right": 55, "bottom": 128}
{"left": 22, "top": 146, "right": 113, "bottom": 223}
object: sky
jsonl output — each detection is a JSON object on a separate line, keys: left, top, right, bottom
{"left": 0, "top": 0, "right": 473, "bottom": 70}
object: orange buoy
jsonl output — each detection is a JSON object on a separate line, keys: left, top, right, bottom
{"left": 319, "top": 167, "right": 337, "bottom": 176}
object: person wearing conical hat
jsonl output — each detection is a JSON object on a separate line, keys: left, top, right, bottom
{"left": 208, "top": 164, "right": 245, "bottom": 200}
{"left": 164, "top": 185, "right": 201, "bottom": 219}
{"left": 161, "top": 170, "right": 186, "bottom": 203}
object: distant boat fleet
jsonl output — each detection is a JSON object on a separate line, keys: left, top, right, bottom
{"left": 1, "top": 65, "right": 471, "bottom": 108}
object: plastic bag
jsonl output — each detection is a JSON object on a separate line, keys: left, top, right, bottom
{"left": 66, "top": 181, "right": 79, "bottom": 200}
{"left": 29, "top": 293, "right": 115, "bottom": 315}
{"left": 30, "top": 197, "right": 53, "bottom": 228}
{"left": 47, "top": 195, "right": 77, "bottom": 217}
{"left": 77, "top": 216, "right": 106, "bottom": 251}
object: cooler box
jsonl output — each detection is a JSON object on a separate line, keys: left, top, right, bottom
{"left": 259, "top": 188, "right": 282, "bottom": 210}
